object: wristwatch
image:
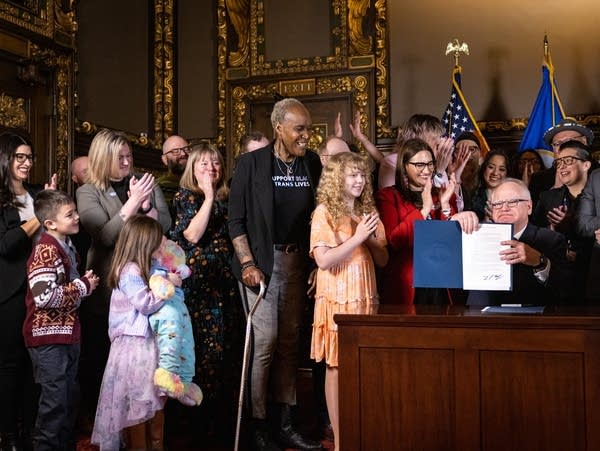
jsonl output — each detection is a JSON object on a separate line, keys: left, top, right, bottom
{"left": 533, "top": 254, "right": 547, "bottom": 270}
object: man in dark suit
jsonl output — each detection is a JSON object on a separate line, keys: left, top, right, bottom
{"left": 532, "top": 141, "right": 593, "bottom": 303}
{"left": 484, "top": 178, "right": 569, "bottom": 305}
{"left": 228, "top": 98, "right": 322, "bottom": 451}
{"left": 529, "top": 117, "right": 594, "bottom": 206}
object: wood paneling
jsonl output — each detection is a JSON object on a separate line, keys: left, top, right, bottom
{"left": 337, "top": 305, "right": 600, "bottom": 451}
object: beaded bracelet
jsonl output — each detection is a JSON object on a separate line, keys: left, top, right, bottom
{"left": 241, "top": 261, "right": 256, "bottom": 272}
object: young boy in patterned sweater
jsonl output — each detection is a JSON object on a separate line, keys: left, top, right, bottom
{"left": 22, "top": 189, "right": 100, "bottom": 451}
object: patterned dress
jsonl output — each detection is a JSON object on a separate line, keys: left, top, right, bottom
{"left": 169, "top": 188, "right": 242, "bottom": 401}
{"left": 310, "top": 204, "right": 386, "bottom": 367}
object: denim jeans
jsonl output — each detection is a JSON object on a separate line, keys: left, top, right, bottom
{"left": 28, "top": 343, "right": 80, "bottom": 451}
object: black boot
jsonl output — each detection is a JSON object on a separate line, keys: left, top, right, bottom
{"left": 277, "top": 404, "right": 322, "bottom": 450}
{"left": 251, "top": 419, "right": 281, "bottom": 451}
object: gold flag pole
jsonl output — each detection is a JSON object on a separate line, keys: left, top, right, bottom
{"left": 445, "top": 38, "right": 469, "bottom": 67}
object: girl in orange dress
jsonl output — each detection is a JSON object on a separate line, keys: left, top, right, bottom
{"left": 310, "top": 152, "right": 388, "bottom": 450}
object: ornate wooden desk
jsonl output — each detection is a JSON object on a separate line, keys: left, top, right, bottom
{"left": 336, "top": 305, "right": 600, "bottom": 451}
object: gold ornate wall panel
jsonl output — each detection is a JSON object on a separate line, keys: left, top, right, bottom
{"left": 217, "top": 0, "right": 391, "bottom": 163}
{"left": 0, "top": 92, "right": 26, "bottom": 128}
{"left": 226, "top": 71, "right": 373, "bottom": 167}
{"left": 0, "top": 1, "right": 76, "bottom": 190}
{"left": 153, "top": 0, "right": 175, "bottom": 143}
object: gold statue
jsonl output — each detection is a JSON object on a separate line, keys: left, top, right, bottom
{"left": 348, "top": 0, "right": 372, "bottom": 55}
{"left": 225, "top": 0, "right": 250, "bottom": 67}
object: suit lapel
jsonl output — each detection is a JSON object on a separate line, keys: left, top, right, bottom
{"left": 254, "top": 147, "right": 275, "bottom": 241}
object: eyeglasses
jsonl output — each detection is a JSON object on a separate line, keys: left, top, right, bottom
{"left": 163, "top": 146, "right": 191, "bottom": 157}
{"left": 407, "top": 161, "right": 435, "bottom": 172}
{"left": 14, "top": 153, "right": 34, "bottom": 163}
{"left": 490, "top": 198, "right": 529, "bottom": 210}
{"left": 553, "top": 156, "right": 585, "bottom": 169}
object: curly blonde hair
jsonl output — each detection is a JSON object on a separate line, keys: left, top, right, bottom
{"left": 316, "top": 152, "right": 375, "bottom": 221}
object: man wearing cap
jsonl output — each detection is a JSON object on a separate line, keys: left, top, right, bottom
{"left": 532, "top": 140, "right": 593, "bottom": 303}
{"left": 529, "top": 117, "right": 594, "bottom": 206}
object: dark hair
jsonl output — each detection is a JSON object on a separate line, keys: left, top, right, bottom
{"left": 514, "top": 149, "right": 545, "bottom": 174}
{"left": 476, "top": 149, "right": 511, "bottom": 189}
{"left": 558, "top": 140, "right": 592, "bottom": 160}
{"left": 34, "top": 189, "right": 74, "bottom": 226}
{"left": 239, "top": 130, "right": 267, "bottom": 154}
{"left": 395, "top": 138, "right": 435, "bottom": 208}
{"left": 0, "top": 132, "right": 33, "bottom": 208}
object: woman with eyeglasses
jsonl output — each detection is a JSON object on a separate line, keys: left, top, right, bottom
{"left": 471, "top": 149, "right": 511, "bottom": 221}
{"left": 0, "top": 132, "right": 56, "bottom": 449}
{"left": 376, "top": 138, "right": 478, "bottom": 305}
{"left": 75, "top": 129, "right": 171, "bottom": 438}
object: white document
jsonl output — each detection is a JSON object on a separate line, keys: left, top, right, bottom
{"left": 461, "top": 223, "right": 513, "bottom": 290}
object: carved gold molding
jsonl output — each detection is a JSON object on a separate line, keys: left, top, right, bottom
{"left": 0, "top": 1, "right": 52, "bottom": 38}
{"left": 373, "top": 0, "right": 392, "bottom": 140}
{"left": 250, "top": 0, "right": 348, "bottom": 76}
{"left": 477, "top": 114, "right": 600, "bottom": 136}
{"left": 228, "top": 73, "right": 371, "bottom": 161}
{"left": 0, "top": 93, "right": 26, "bottom": 129}
{"left": 76, "top": 120, "right": 158, "bottom": 150}
{"left": 217, "top": 1, "right": 391, "bottom": 153}
{"left": 30, "top": 44, "right": 73, "bottom": 189}
{"left": 153, "top": 0, "right": 175, "bottom": 144}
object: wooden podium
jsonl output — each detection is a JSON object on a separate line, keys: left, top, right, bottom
{"left": 336, "top": 305, "right": 600, "bottom": 451}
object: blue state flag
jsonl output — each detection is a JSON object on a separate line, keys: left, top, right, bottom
{"left": 519, "top": 45, "right": 565, "bottom": 167}
{"left": 442, "top": 66, "right": 490, "bottom": 155}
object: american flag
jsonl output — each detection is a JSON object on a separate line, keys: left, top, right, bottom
{"left": 441, "top": 66, "right": 490, "bottom": 154}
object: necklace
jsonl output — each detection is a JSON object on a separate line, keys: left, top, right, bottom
{"left": 275, "top": 153, "right": 297, "bottom": 177}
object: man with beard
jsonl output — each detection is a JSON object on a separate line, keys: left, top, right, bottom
{"left": 452, "top": 131, "right": 482, "bottom": 212}
{"left": 157, "top": 135, "right": 190, "bottom": 219}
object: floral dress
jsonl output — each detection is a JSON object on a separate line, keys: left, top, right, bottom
{"left": 169, "top": 188, "right": 242, "bottom": 401}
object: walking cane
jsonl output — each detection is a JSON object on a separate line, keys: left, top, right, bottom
{"left": 234, "top": 280, "right": 266, "bottom": 451}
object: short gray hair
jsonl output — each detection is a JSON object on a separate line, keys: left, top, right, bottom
{"left": 270, "top": 98, "right": 305, "bottom": 129}
{"left": 493, "top": 177, "right": 531, "bottom": 200}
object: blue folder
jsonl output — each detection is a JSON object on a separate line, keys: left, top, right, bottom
{"left": 413, "top": 220, "right": 463, "bottom": 288}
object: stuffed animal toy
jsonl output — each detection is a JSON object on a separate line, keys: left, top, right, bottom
{"left": 148, "top": 239, "right": 202, "bottom": 406}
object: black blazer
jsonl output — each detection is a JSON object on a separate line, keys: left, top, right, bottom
{"left": 0, "top": 183, "right": 41, "bottom": 305}
{"left": 488, "top": 223, "right": 568, "bottom": 305}
{"left": 228, "top": 143, "right": 322, "bottom": 280}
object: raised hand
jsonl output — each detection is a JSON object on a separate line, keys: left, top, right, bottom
{"left": 334, "top": 112, "right": 343, "bottom": 138}
{"left": 44, "top": 173, "right": 58, "bottom": 190}
{"left": 439, "top": 173, "right": 457, "bottom": 207}
{"left": 421, "top": 176, "right": 434, "bottom": 218}
{"left": 448, "top": 141, "right": 471, "bottom": 183}
{"left": 355, "top": 212, "right": 379, "bottom": 243}
{"left": 434, "top": 136, "right": 454, "bottom": 173}
{"left": 129, "top": 172, "right": 155, "bottom": 203}
{"left": 196, "top": 169, "right": 215, "bottom": 200}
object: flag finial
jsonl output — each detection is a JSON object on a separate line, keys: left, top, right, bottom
{"left": 544, "top": 34, "right": 549, "bottom": 59}
{"left": 445, "top": 38, "right": 469, "bottom": 67}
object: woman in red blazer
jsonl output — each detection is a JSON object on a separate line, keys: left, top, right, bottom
{"left": 375, "top": 138, "right": 460, "bottom": 305}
